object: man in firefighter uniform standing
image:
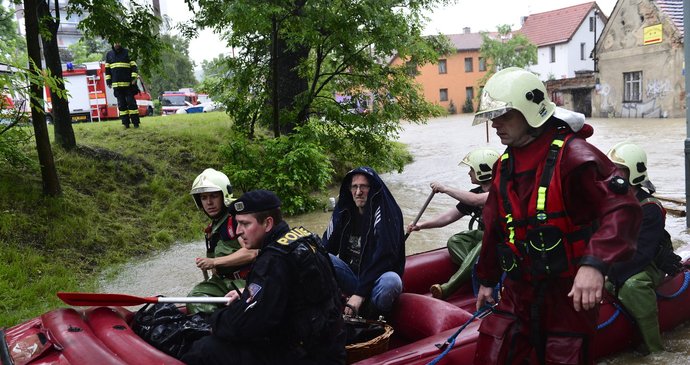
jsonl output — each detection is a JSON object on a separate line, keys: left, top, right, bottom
{"left": 472, "top": 67, "right": 642, "bottom": 365}
{"left": 105, "top": 43, "right": 140, "bottom": 128}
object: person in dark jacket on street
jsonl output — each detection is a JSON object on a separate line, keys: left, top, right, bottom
{"left": 105, "top": 43, "right": 141, "bottom": 128}
{"left": 323, "top": 167, "right": 405, "bottom": 319}
{"left": 181, "top": 190, "right": 346, "bottom": 365}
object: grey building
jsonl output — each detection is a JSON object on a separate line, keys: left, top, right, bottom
{"left": 593, "top": 0, "right": 684, "bottom": 118}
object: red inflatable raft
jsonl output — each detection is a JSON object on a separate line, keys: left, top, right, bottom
{"left": 2, "top": 247, "right": 689, "bottom": 365}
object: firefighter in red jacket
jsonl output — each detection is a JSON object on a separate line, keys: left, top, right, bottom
{"left": 472, "top": 67, "right": 642, "bottom": 365}
{"left": 105, "top": 43, "right": 140, "bottom": 128}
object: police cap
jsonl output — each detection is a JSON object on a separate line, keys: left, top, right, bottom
{"left": 229, "top": 189, "right": 281, "bottom": 215}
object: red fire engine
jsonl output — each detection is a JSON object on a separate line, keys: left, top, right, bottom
{"left": 45, "top": 62, "right": 153, "bottom": 123}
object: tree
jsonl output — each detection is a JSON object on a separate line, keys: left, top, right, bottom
{"left": 24, "top": 0, "right": 61, "bottom": 196}
{"left": 181, "top": 0, "right": 454, "bottom": 213}
{"left": 38, "top": 0, "right": 76, "bottom": 150}
{"left": 146, "top": 34, "right": 196, "bottom": 98}
{"left": 67, "top": 38, "right": 110, "bottom": 64}
{"left": 479, "top": 24, "right": 537, "bottom": 84}
{"left": 67, "top": 0, "right": 163, "bottom": 78}
{"left": 182, "top": 0, "right": 452, "bottom": 138}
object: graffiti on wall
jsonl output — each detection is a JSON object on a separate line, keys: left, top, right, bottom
{"left": 597, "top": 83, "right": 617, "bottom": 117}
{"left": 597, "top": 79, "right": 671, "bottom": 118}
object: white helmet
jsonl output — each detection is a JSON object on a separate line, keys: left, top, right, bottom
{"left": 460, "top": 148, "right": 500, "bottom": 182}
{"left": 606, "top": 142, "right": 652, "bottom": 187}
{"left": 473, "top": 67, "right": 556, "bottom": 128}
{"left": 190, "top": 168, "right": 234, "bottom": 209}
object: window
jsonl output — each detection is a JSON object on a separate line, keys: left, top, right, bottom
{"left": 550, "top": 46, "right": 556, "bottom": 63}
{"left": 465, "top": 87, "right": 474, "bottom": 101}
{"left": 440, "top": 88, "right": 449, "bottom": 102}
{"left": 580, "top": 43, "right": 586, "bottom": 60}
{"left": 464, "top": 57, "right": 473, "bottom": 72}
{"left": 405, "top": 61, "right": 419, "bottom": 76}
{"left": 438, "top": 59, "right": 447, "bottom": 74}
{"left": 478, "top": 57, "right": 486, "bottom": 72}
{"left": 623, "top": 71, "right": 642, "bottom": 102}
{"left": 589, "top": 17, "right": 595, "bottom": 31}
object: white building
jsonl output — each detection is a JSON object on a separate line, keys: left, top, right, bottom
{"left": 11, "top": 0, "right": 162, "bottom": 50}
{"left": 520, "top": 1, "right": 607, "bottom": 81}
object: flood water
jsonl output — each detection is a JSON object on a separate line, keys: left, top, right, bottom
{"left": 101, "top": 114, "right": 690, "bottom": 364}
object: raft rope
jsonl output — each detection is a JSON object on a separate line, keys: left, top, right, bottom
{"left": 596, "top": 302, "right": 623, "bottom": 330}
{"left": 427, "top": 304, "right": 495, "bottom": 365}
{"left": 656, "top": 271, "right": 690, "bottom": 300}
{"left": 597, "top": 271, "right": 690, "bottom": 330}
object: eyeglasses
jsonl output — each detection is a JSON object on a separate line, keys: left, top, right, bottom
{"left": 350, "top": 184, "right": 371, "bottom": 192}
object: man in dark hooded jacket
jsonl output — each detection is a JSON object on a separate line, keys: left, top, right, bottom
{"left": 323, "top": 167, "right": 405, "bottom": 319}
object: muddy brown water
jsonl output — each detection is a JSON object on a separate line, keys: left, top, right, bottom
{"left": 101, "top": 114, "right": 690, "bottom": 364}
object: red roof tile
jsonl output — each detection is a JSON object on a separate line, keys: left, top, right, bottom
{"left": 519, "top": 2, "right": 598, "bottom": 47}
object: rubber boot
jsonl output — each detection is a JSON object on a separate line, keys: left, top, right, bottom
{"left": 615, "top": 265, "right": 665, "bottom": 353}
{"left": 433, "top": 230, "right": 483, "bottom": 299}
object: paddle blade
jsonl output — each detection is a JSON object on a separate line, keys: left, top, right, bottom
{"left": 57, "top": 292, "right": 158, "bottom": 307}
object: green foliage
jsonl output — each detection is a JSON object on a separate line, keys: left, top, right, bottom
{"left": 223, "top": 121, "right": 334, "bottom": 215}
{"left": 462, "top": 97, "right": 474, "bottom": 113}
{"left": 67, "top": 38, "right": 110, "bottom": 64}
{"left": 182, "top": 0, "right": 450, "bottom": 163}
{"left": 479, "top": 24, "right": 537, "bottom": 84}
{"left": 447, "top": 99, "right": 456, "bottom": 114}
{"left": 146, "top": 34, "right": 197, "bottom": 97}
{"left": 0, "top": 126, "right": 35, "bottom": 169}
{"left": 0, "top": 3, "right": 26, "bottom": 60}
{"left": 66, "top": 0, "right": 163, "bottom": 77}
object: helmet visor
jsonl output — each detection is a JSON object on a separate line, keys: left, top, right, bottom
{"left": 472, "top": 94, "right": 514, "bottom": 125}
{"left": 190, "top": 186, "right": 222, "bottom": 195}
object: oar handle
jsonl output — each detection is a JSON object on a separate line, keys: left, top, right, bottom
{"left": 404, "top": 190, "right": 436, "bottom": 241}
{"left": 157, "top": 297, "right": 230, "bottom": 304}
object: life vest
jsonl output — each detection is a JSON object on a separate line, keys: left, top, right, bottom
{"left": 494, "top": 130, "right": 592, "bottom": 281}
{"left": 204, "top": 214, "right": 249, "bottom": 280}
{"left": 266, "top": 226, "right": 342, "bottom": 350}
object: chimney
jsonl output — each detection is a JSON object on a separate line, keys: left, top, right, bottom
{"left": 521, "top": 16, "right": 528, "bottom": 26}
{"left": 463, "top": 27, "right": 471, "bottom": 34}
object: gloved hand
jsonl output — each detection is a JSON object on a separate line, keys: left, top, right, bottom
{"left": 106, "top": 81, "right": 112, "bottom": 88}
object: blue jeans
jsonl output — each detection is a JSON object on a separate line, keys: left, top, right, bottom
{"left": 329, "top": 254, "right": 402, "bottom": 312}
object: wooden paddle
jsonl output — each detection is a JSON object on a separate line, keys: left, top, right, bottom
{"left": 57, "top": 292, "right": 230, "bottom": 307}
{"left": 404, "top": 190, "right": 436, "bottom": 242}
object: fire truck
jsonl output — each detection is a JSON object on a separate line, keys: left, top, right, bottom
{"left": 160, "top": 88, "right": 199, "bottom": 115}
{"left": 45, "top": 62, "right": 153, "bottom": 123}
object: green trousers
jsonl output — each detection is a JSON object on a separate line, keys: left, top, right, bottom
{"left": 606, "top": 264, "right": 665, "bottom": 353}
{"left": 438, "top": 230, "right": 483, "bottom": 299}
{"left": 186, "top": 275, "right": 246, "bottom": 315}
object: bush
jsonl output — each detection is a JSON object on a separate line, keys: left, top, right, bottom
{"left": 222, "top": 123, "right": 333, "bottom": 215}
{"left": 462, "top": 97, "right": 474, "bottom": 113}
{"left": 447, "top": 100, "right": 457, "bottom": 115}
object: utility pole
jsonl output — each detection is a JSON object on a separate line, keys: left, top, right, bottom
{"left": 683, "top": 1, "right": 690, "bottom": 228}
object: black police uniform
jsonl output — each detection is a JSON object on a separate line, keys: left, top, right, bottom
{"left": 182, "top": 219, "right": 346, "bottom": 365}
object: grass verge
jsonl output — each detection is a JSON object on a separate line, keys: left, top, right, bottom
{"left": 0, "top": 112, "right": 233, "bottom": 327}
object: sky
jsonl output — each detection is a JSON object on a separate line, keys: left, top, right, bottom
{"left": 162, "top": 0, "right": 618, "bottom": 72}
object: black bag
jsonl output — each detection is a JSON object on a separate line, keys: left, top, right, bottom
{"left": 343, "top": 317, "right": 386, "bottom": 345}
{"left": 131, "top": 302, "right": 211, "bottom": 359}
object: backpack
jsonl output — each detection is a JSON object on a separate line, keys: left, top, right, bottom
{"left": 131, "top": 302, "right": 211, "bottom": 359}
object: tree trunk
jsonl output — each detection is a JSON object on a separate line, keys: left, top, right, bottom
{"left": 39, "top": 0, "right": 76, "bottom": 150}
{"left": 24, "top": 0, "right": 62, "bottom": 196}
{"left": 268, "top": 2, "right": 309, "bottom": 137}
